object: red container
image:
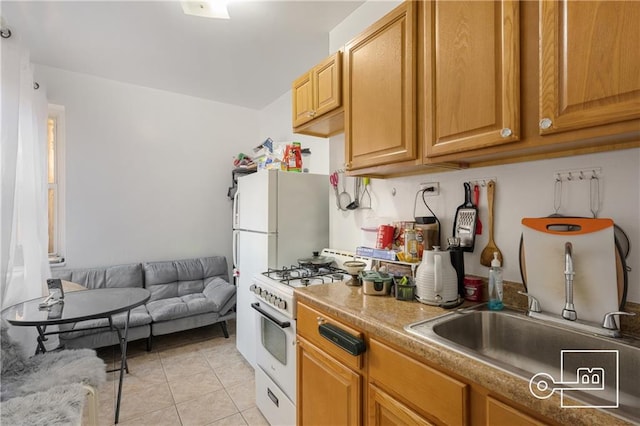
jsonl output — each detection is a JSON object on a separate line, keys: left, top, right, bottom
{"left": 285, "top": 143, "right": 302, "bottom": 172}
{"left": 376, "top": 225, "right": 395, "bottom": 250}
{"left": 464, "top": 276, "right": 484, "bottom": 302}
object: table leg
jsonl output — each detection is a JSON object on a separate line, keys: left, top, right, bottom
{"left": 114, "top": 310, "right": 131, "bottom": 424}
{"left": 109, "top": 317, "right": 129, "bottom": 374}
{"left": 35, "top": 325, "right": 48, "bottom": 355}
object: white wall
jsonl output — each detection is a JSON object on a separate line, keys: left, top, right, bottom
{"left": 36, "top": 65, "right": 259, "bottom": 271}
{"left": 258, "top": 90, "right": 329, "bottom": 175}
{"left": 328, "top": 2, "right": 640, "bottom": 303}
{"left": 329, "top": 1, "right": 402, "bottom": 52}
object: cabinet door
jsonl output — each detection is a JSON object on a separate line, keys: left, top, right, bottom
{"left": 539, "top": 1, "right": 640, "bottom": 134}
{"left": 369, "top": 339, "right": 468, "bottom": 425}
{"left": 368, "top": 384, "right": 435, "bottom": 426}
{"left": 344, "top": 1, "right": 417, "bottom": 171}
{"left": 297, "top": 337, "right": 362, "bottom": 426}
{"left": 424, "top": 1, "right": 520, "bottom": 158}
{"left": 314, "top": 51, "right": 342, "bottom": 118}
{"left": 293, "top": 72, "right": 314, "bottom": 127}
{"left": 486, "top": 396, "right": 546, "bottom": 426}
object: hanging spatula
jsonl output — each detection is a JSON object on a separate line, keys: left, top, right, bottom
{"left": 453, "top": 182, "right": 477, "bottom": 252}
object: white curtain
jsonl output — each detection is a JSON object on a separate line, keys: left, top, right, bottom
{"left": 1, "top": 35, "right": 51, "bottom": 352}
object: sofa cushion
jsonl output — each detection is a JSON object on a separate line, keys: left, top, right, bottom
{"left": 146, "top": 293, "right": 216, "bottom": 322}
{"left": 57, "top": 306, "right": 151, "bottom": 339}
{"left": 51, "top": 263, "right": 143, "bottom": 290}
{"left": 203, "top": 277, "right": 236, "bottom": 311}
{"left": 143, "top": 256, "right": 228, "bottom": 303}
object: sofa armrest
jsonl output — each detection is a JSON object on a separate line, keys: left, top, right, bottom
{"left": 203, "top": 277, "right": 236, "bottom": 312}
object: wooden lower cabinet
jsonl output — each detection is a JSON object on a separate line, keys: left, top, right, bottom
{"left": 369, "top": 383, "right": 435, "bottom": 426}
{"left": 486, "top": 396, "right": 547, "bottom": 426}
{"left": 296, "top": 301, "right": 553, "bottom": 426}
{"left": 297, "top": 302, "right": 364, "bottom": 425}
{"left": 297, "top": 336, "right": 362, "bottom": 425}
{"left": 369, "top": 338, "right": 469, "bottom": 425}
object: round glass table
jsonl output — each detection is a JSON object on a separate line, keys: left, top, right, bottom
{"left": 2, "top": 287, "right": 150, "bottom": 424}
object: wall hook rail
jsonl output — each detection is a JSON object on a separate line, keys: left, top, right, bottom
{"left": 554, "top": 167, "right": 601, "bottom": 183}
{"left": 466, "top": 177, "right": 497, "bottom": 187}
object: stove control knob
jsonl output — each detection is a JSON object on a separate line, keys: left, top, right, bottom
{"left": 274, "top": 297, "right": 281, "bottom": 306}
{"left": 253, "top": 286, "right": 261, "bottom": 295}
{"left": 249, "top": 284, "right": 257, "bottom": 292}
{"left": 269, "top": 294, "right": 277, "bottom": 304}
{"left": 278, "top": 300, "right": 287, "bottom": 310}
{"left": 261, "top": 289, "right": 268, "bottom": 298}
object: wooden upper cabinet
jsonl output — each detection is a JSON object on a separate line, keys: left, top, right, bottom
{"left": 314, "top": 53, "right": 342, "bottom": 119}
{"left": 539, "top": 0, "right": 640, "bottom": 135}
{"left": 344, "top": 1, "right": 417, "bottom": 171}
{"left": 423, "top": 0, "right": 520, "bottom": 158}
{"left": 293, "top": 73, "right": 314, "bottom": 128}
{"left": 292, "top": 52, "right": 342, "bottom": 131}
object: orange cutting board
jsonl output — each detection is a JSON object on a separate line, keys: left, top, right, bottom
{"left": 521, "top": 218, "right": 618, "bottom": 324}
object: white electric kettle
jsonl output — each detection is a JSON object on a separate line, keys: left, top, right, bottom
{"left": 415, "top": 246, "right": 459, "bottom": 306}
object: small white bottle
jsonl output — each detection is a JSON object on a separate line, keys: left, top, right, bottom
{"left": 488, "top": 252, "right": 504, "bottom": 311}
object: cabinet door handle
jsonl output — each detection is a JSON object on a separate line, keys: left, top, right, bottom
{"left": 318, "top": 323, "right": 366, "bottom": 356}
{"left": 539, "top": 118, "right": 553, "bottom": 130}
{"left": 500, "top": 128, "right": 513, "bottom": 138}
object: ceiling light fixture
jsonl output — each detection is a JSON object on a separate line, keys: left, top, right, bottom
{"left": 181, "top": 0, "right": 230, "bottom": 20}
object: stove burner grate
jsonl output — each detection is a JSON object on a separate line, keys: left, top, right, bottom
{"left": 263, "top": 265, "right": 347, "bottom": 287}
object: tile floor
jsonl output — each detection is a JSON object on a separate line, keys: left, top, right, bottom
{"left": 84, "top": 320, "right": 269, "bottom": 426}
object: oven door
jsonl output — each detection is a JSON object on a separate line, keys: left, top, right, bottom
{"left": 251, "top": 301, "right": 297, "bottom": 404}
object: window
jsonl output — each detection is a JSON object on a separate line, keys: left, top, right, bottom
{"left": 47, "top": 105, "right": 65, "bottom": 264}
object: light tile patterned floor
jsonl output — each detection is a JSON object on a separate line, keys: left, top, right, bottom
{"left": 84, "top": 320, "right": 269, "bottom": 426}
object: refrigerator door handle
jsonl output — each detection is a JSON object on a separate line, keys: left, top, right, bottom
{"left": 233, "top": 189, "right": 240, "bottom": 229}
{"left": 232, "top": 230, "right": 239, "bottom": 268}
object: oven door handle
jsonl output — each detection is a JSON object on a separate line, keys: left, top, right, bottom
{"left": 251, "top": 303, "right": 291, "bottom": 328}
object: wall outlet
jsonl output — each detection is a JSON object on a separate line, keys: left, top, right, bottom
{"left": 420, "top": 182, "right": 439, "bottom": 196}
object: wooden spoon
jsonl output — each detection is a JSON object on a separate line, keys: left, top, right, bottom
{"left": 480, "top": 180, "right": 503, "bottom": 267}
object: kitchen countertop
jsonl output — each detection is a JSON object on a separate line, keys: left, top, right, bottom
{"left": 294, "top": 282, "right": 634, "bottom": 426}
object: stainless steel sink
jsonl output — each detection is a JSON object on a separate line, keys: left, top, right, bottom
{"left": 405, "top": 306, "right": 640, "bottom": 423}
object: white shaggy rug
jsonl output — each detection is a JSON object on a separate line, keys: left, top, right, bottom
{"left": 0, "top": 383, "right": 87, "bottom": 426}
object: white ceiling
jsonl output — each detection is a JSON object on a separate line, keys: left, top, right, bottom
{"left": 1, "top": 0, "right": 365, "bottom": 110}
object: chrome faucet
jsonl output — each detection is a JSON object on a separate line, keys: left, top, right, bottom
{"left": 562, "top": 242, "right": 577, "bottom": 321}
{"left": 602, "top": 311, "right": 636, "bottom": 332}
{"left": 518, "top": 291, "right": 541, "bottom": 313}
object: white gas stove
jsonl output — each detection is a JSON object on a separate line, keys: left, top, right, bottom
{"left": 251, "top": 249, "right": 371, "bottom": 426}
{"left": 250, "top": 249, "right": 371, "bottom": 319}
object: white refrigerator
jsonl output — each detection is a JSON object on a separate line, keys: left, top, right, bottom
{"left": 232, "top": 169, "right": 329, "bottom": 366}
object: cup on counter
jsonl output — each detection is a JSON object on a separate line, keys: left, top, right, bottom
{"left": 376, "top": 225, "right": 395, "bottom": 250}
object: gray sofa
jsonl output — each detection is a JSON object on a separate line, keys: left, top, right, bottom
{"left": 51, "top": 256, "right": 236, "bottom": 351}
